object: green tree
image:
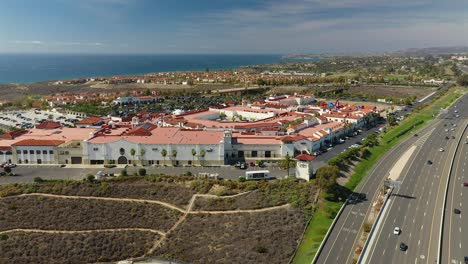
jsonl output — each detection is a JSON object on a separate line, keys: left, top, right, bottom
{"left": 120, "top": 169, "right": 128, "bottom": 177}
{"left": 457, "top": 74, "right": 468, "bottom": 86}
{"left": 315, "top": 165, "right": 340, "bottom": 192}
{"left": 130, "top": 148, "right": 136, "bottom": 165}
{"left": 191, "top": 149, "right": 197, "bottom": 166}
{"left": 140, "top": 149, "right": 146, "bottom": 165}
{"left": 219, "top": 112, "right": 227, "bottom": 120}
{"left": 281, "top": 153, "right": 294, "bottom": 177}
{"left": 161, "top": 149, "right": 167, "bottom": 166}
{"left": 199, "top": 149, "right": 206, "bottom": 166}
{"left": 172, "top": 149, "right": 178, "bottom": 165}
{"left": 144, "top": 89, "right": 151, "bottom": 96}
{"left": 387, "top": 115, "right": 397, "bottom": 126}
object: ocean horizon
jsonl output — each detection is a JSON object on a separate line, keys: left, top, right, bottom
{"left": 0, "top": 53, "right": 320, "bottom": 84}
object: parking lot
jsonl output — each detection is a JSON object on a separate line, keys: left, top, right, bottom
{"left": 0, "top": 109, "right": 82, "bottom": 129}
{"left": 311, "top": 125, "right": 381, "bottom": 169}
{"left": 0, "top": 164, "right": 292, "bottom": 185}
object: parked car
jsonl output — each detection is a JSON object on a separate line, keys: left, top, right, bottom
{"left": 463, "top": 182, "right": 468, "bottom": 187}
{"left": 239, "top": 163, "right": 247, "bottom": 170}
{"left": 6, "top": 163, "right": 16, "bottom": 168}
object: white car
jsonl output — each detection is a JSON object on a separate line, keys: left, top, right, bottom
{"left": 393, "top": 227, "right": 401, "bottom": 235}
{"left": 439, "top": 148, "right": 444, "bottom": 152}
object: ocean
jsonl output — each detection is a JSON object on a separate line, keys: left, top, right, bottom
{"left": 0, "top": 54, "right": 318, "bottom": 84}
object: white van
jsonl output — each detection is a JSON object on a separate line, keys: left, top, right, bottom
{"left": 245, "top": 170, "right": 271, "bottom": 180}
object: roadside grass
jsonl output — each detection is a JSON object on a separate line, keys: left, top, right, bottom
{"left": 291, "top": 86, "right": 465, "bottom": 264}
{"left": 291, "top": 199, "right": 341, "bottom": 264}
{"left": 346, "top": 86, "right": 464, "bottom": 191}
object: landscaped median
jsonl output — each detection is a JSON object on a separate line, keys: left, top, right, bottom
{"left": 291, "top": 86, "right": 466, "bottom": 264}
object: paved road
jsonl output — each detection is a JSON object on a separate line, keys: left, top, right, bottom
{"left": 365, "top": 96, "right": 468, "bottom": 264}
{"left": 441, "top": 123, "right": 468, "bottom": 264}
{"left": 314, "top": 91, "right": 465, "bottom": 264}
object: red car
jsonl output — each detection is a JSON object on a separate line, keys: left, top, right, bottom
{"left": 464, "top": 182, "right": 468, "bottom": 187}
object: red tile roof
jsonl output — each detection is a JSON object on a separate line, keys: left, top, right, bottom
{"left": 76, "top": 116, "right": 103, "bottom": 125}
{"left": 0, "top": 129, "right": 28, "bottom": 140}
{"left": 296, "top": 154, "right": 315, "bottom": 161}
{"left": 280, "top": 135, "right": 307, "bottom": 142}
{"left": 12, "top": 139, "right": 65, "bottom": 146}
{"left": 36, "top": 121, "right": 61, "bottom": 130}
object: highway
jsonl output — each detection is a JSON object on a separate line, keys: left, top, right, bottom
{"left": 314, "top": 89, "right": 464, "bottom": 264}
{"left": 441, "top": 120, "right": 468, "bottom": 263}
{"left": 365, "top": 95, "right": 468, "bottom": 264}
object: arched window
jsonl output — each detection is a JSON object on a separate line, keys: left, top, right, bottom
{"left": 119, "top": 148, "right": 125, "bottom": 155}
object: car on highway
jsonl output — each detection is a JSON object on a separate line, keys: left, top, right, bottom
{"left": 454, "top": 208, "right": 461, "bottom": 214}
{"left": 427, "top": 160, "right": 432, "bottom": 165}
{"left": 399, "top": 243, "right": 408, "bottom": 251}
{"left": 393, "top": 227, "right": 401, "bottom": 235}
{"left": 464, "top": 256, "right": 468, "bottom": 264}
{"left": 463, "top": 182, "right": 468, "bottom": 187}
{"left": 439, "top": 148, "right": 444, "bottom": 152}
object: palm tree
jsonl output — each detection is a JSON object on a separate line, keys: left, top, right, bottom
{"left": 140, "top": 149, "right": 146, "bottom": 166}
{"left": 130, "top": 148, "right": 136, "bottom": 165}
{"left": 199, "top": 150, "right": 206, "bottom": 166}
{"left": 283, "top": 153, "right": 292, "bottom": 178}
{"left": 161, "top": 149, "right": 167, "bottom": 166}
{"left": 191, "top": 149, "right": 197, "bottom": 166}
{"left": 172, "top": 150, "right": 177, "bottom": 166}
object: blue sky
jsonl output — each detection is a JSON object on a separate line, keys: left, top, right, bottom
{"left": 0, "top": 0, "right": 467, "bottom": 54}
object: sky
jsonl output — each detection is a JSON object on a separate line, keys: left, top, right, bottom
{"left": 0, "top": 0, "right": 467, "bottom": 54}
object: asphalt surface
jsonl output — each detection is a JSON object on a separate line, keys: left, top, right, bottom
{"left": 0, "top": 164, "right": 292, "bottom": 185}
{"left": 314, "top": 88, "right": 463, "bottom": 264}
{"left": 365, "top": 96, "right": 468, "bottom": 264}
{"left": 441, "top": 123, "right": 468, "bottom": 264}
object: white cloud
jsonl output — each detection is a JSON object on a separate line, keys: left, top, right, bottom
{"left": 14, "top": 40, "right": 43, "bottom": 45}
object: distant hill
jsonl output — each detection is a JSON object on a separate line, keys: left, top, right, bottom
{"left": 393, "top": 46, "right": 468, "bottom": 56}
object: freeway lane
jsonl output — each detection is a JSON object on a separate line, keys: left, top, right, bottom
{"left": 314, "top": 92, "right": 466, "bottom": 264}
{"left": 365, "top": 96, "right": 468, "bottom": 264}
{"left": 442, "top": 123, "right": 468, "bottom": 264}
{"left": 315, "top": 111, "right": 449, "bottom": 264}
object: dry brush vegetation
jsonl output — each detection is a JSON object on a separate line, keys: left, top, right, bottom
{"left": 0, "top": 175, "right": 318, "bottom": 264}
{"left": 154, "top": 209, "right": 307, "bottom": 264}
{"left": 0, "top": 230, "right": 157, "bottom": 264}
{"left": 0, "top": 195, "right": 181, "bottom": 232}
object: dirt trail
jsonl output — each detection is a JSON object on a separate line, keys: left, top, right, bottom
{"left": 0, "top": 228, "right": 165, "bottom": 236}
{"left": 17, "top": 193, "right": 186, "bottom": 213}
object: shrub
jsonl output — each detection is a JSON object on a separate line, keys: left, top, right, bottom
{"left": 138, "top": 168, "right": 147, "bottom": 177}
{"left": 239, "top": 177, "right": 246, "bottom": 182}
{"left": 0, "top": 234, "right": 8, "bottom": 241}
{"left": 33, "top": 177, "right": 44, "bottom": 183}
{"left": 86, "top": 175, "right": 95, "bottom": 182}
{"left": 120, "top": 169, "right": 128, "bottom": 177}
